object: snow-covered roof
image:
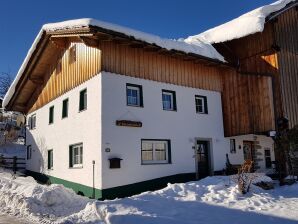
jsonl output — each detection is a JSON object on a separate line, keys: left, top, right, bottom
{"left": 3, "top": 18, "right": 225, "bottom": 109}
{"left": 185, "top": 0, "right": 297, "bottom": 44}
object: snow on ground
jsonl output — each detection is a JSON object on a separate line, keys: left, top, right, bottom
{"left": 0, "top": 170, "right": 297, "bottom": 224}
{"left": 185, "top": 0, "right": 297, "bottom": 44}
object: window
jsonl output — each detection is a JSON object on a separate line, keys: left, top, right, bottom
{"left": 69, "top": 45, "right": 76, "bottom": 64}
{"left": 69, "top": 143, "right": 83, "bottom": 168}
{"left": 141, "top": 140, "right": 171, "bottom": 164}
{"left": 62, "top": 98, "right": 69, "bottom": 118}
{"left": 27, "top": 145, "right": 32, "bottom": 160}
{"left": 265, "top": 149, "right": 272, "bottom": 168}
{"left": 230, "top": 139, "right": 236, "bottom": 153}
{"left": 49, "top": 106, "right": 54, "bottom": 124}
{"left": 162, "top": 90, "right": 177, "bottom": 111}
{"left": 56, "top": 59, "right": 62, "bottom": 74}
{"left": 48, "top": 150, "right": 53, "bottom": 170}
{"left": 126, "top": 84, "right": 143, "bottom": 107}
{"left": 195, "top": 95, "right": 208, "bottom": 114}
{"left": 29, "top": 114, "right": 36, "bottom": 129}
{"left": 79, "top": 89, "right": 87, "bottom": 111}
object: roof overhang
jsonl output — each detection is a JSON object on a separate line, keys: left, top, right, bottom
{"left": 4, "top": 23, "right": 229, "bottom": 113}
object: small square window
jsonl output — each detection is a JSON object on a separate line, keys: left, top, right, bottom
{"left": 48, "top": 149, "right": 53, "bottom": 170}
{"left": 126, "top": 84, "right": 143, "bottom": 107}
{"left": 62, "top": 98, "right": 69, "bottom": 118}
{"left": 49, "top": 106, "right": 54, "bottom": 124}
{"left": 69, "top": 143, "right": 83, "bottom": 168}
{"left": 27, "top": 145, "right": 32, "bottom": 160}
{"left": 195, "top": 95, "right": 208, "bottom": 114}
{"left": 162, "top": 90, "right": 176, "bottom": 111}
{"left": 79, "top": 89, "right": 87, "bottom": 111}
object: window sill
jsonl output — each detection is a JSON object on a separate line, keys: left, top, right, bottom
{"left": 141, "top": 162, "right": 171, "bottom": 165}
{"left": 69, "top": 165, "right": 83, "bottom": 169}
{"left": 62, "top": 116, "right": 68, "bottom": 120}
{"left": 196, "top": 112, "right": 208, "bottom": 115}
{"left": 163, "top": 109, "right": 177, "bottom": 112}
{"left": 127, "top": 104, "right": 143, "bottom": 108}
{"left": 78, "top": 108, "right": 87, "bottom": 113}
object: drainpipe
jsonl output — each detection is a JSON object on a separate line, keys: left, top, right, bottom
{"left": 92, "top": 160, "right": 95, "bottom": 199}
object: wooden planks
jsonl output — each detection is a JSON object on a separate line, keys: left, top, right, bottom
{"left": 99, "top": 41, "right": 223, "bottom": 92}
{"left": 274, "top": 7, "right": 298, "bottom": 128}
{"left": 28, "top": 42, "right": 101, "bottom": 113}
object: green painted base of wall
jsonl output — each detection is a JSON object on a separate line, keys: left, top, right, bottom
{"left": 26, "top": 170, "right": 196, "bottom": 200}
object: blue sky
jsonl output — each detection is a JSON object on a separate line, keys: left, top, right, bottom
{"left": 0, "top": 0, "right": 274, "bottom": 77}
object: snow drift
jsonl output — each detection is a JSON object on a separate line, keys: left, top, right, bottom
{"left": 1, "top": 170, "right": 298, "bottom": 224}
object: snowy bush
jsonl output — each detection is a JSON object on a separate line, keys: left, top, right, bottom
{"left": 232, "top": 160, "right": 257, "bottom": 194}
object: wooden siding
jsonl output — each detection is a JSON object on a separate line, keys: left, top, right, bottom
{"left": 222, "top": 69, "right": 275, "bottom": 137}
{"left": 28, "top": 42, "right": 101, "bottom": 113}
{"left": 99, "top": 41, "right": 223, "bottom": 92}
{"left": 274, "top": 7, "right": 298, "bottom": 128}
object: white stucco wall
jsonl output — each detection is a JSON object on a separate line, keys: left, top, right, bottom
{"left": 26, "top": 74, "right": 102, "bottom": 189}
{"left": 101, "top": 72, "right": 229, "bottom": 189}
{"left": 227, "top": 134, "right": 275, "bottom": 172}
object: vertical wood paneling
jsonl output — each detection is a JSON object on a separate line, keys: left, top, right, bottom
{"left": 275, "top": 7, "right": 298, "bottom": 128}
{"left": 28, "top": 42, "right": 101, "bottom": 113}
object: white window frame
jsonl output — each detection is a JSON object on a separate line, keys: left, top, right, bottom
{"left": 71, "top": 143, "right": 83, "bottom": 168}
{"left": 195, "top": 96, "right": 206, "bottom": 114}
{"left": 141, "top": 140, "right": 170, "bottom": 164}
{"left": 27, "top": 145, "right": 32, "bottom": 160}
{"left": 29, "top": 114, "right": 36, "bottom": 129}
{"left": 162, "top": 91, "right": 174, "bottom": 111}
{"left": 127, "top": 85, "right": 141, "bottom": 107}
{"left": 48, "top": 149, "right": 53, "bottom": 170}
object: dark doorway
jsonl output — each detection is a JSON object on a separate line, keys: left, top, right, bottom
{"left": 196, "top": 140, "right": 210, "bottom": 179}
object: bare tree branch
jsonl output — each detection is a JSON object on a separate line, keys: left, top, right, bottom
{"left": 0, "top": 72, "right": 12, "bottom": 98}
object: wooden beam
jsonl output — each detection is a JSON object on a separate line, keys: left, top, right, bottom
{"left": 79, "top": 36, "right": 99, "bottom": 48}
{"left": 50, "top": 37, "right": 68, "bottom": 49}
{"left": 29, "top": 76, "right": 44, "bottom": 85}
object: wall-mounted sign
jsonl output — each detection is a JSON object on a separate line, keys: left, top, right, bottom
{"left": 116, "top": 120, "right": 142, "bottom": 127}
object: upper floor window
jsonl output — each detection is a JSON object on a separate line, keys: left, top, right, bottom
{"left": 62, "top": 98, "right": 69, "bottom": 118}
{"left": 126, "top": 83, "right": 143, "bottom": 107}
{"left": 141, "top": 140, "right": 171, "bottom": 164}
{"left": 69, "top": 143, "right": 83, "bottom": 168}
{"left": 79, "top": 89, "right": 87, "bottom": 111}
{"left": 162, "top": 90, "right": 177, "bottom": 111}
{"left": 29, "top": 114, "right": 36, "bottom": 129}
{"left": 195, "top": 95, "right": 208, "bottom": 114}
{"left": 49, "top": 106, "right": 54, "bottom": 124}
{"left": 69, "top": 45, "right": 76, "bottom": 64}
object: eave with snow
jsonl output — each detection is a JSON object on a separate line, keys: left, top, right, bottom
{"left": 3, "top": 19, "right": 227, "bottom": 113}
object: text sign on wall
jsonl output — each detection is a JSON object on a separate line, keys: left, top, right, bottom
{"left": 116, "top": 120, "right": 142, "bottom": 127}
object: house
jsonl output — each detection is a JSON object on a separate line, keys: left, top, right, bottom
{"left": 4, "top": 0, "right": 294, "bottom": 199}
{"left": 186, "top": 0, "right": 298, "bottom": 174}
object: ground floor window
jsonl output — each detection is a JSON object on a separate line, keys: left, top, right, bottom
{"left": 141, "top": 140, "right": 171, "bottom": 164}
{"left": 69, "top": 143, "right": 83, "bottom": 168}
{"left": 27, "top": 145, "right": 32, "bottom": 160}
{"left": 48, "top": 149, "right": 53, "bottom": 170}
{"left": 264, "top": 149, "right": 272, "bottom": 168}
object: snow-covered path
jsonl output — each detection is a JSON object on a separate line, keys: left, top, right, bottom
{"left": 0, "top": 214, "right": 32, "bottom": 224}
